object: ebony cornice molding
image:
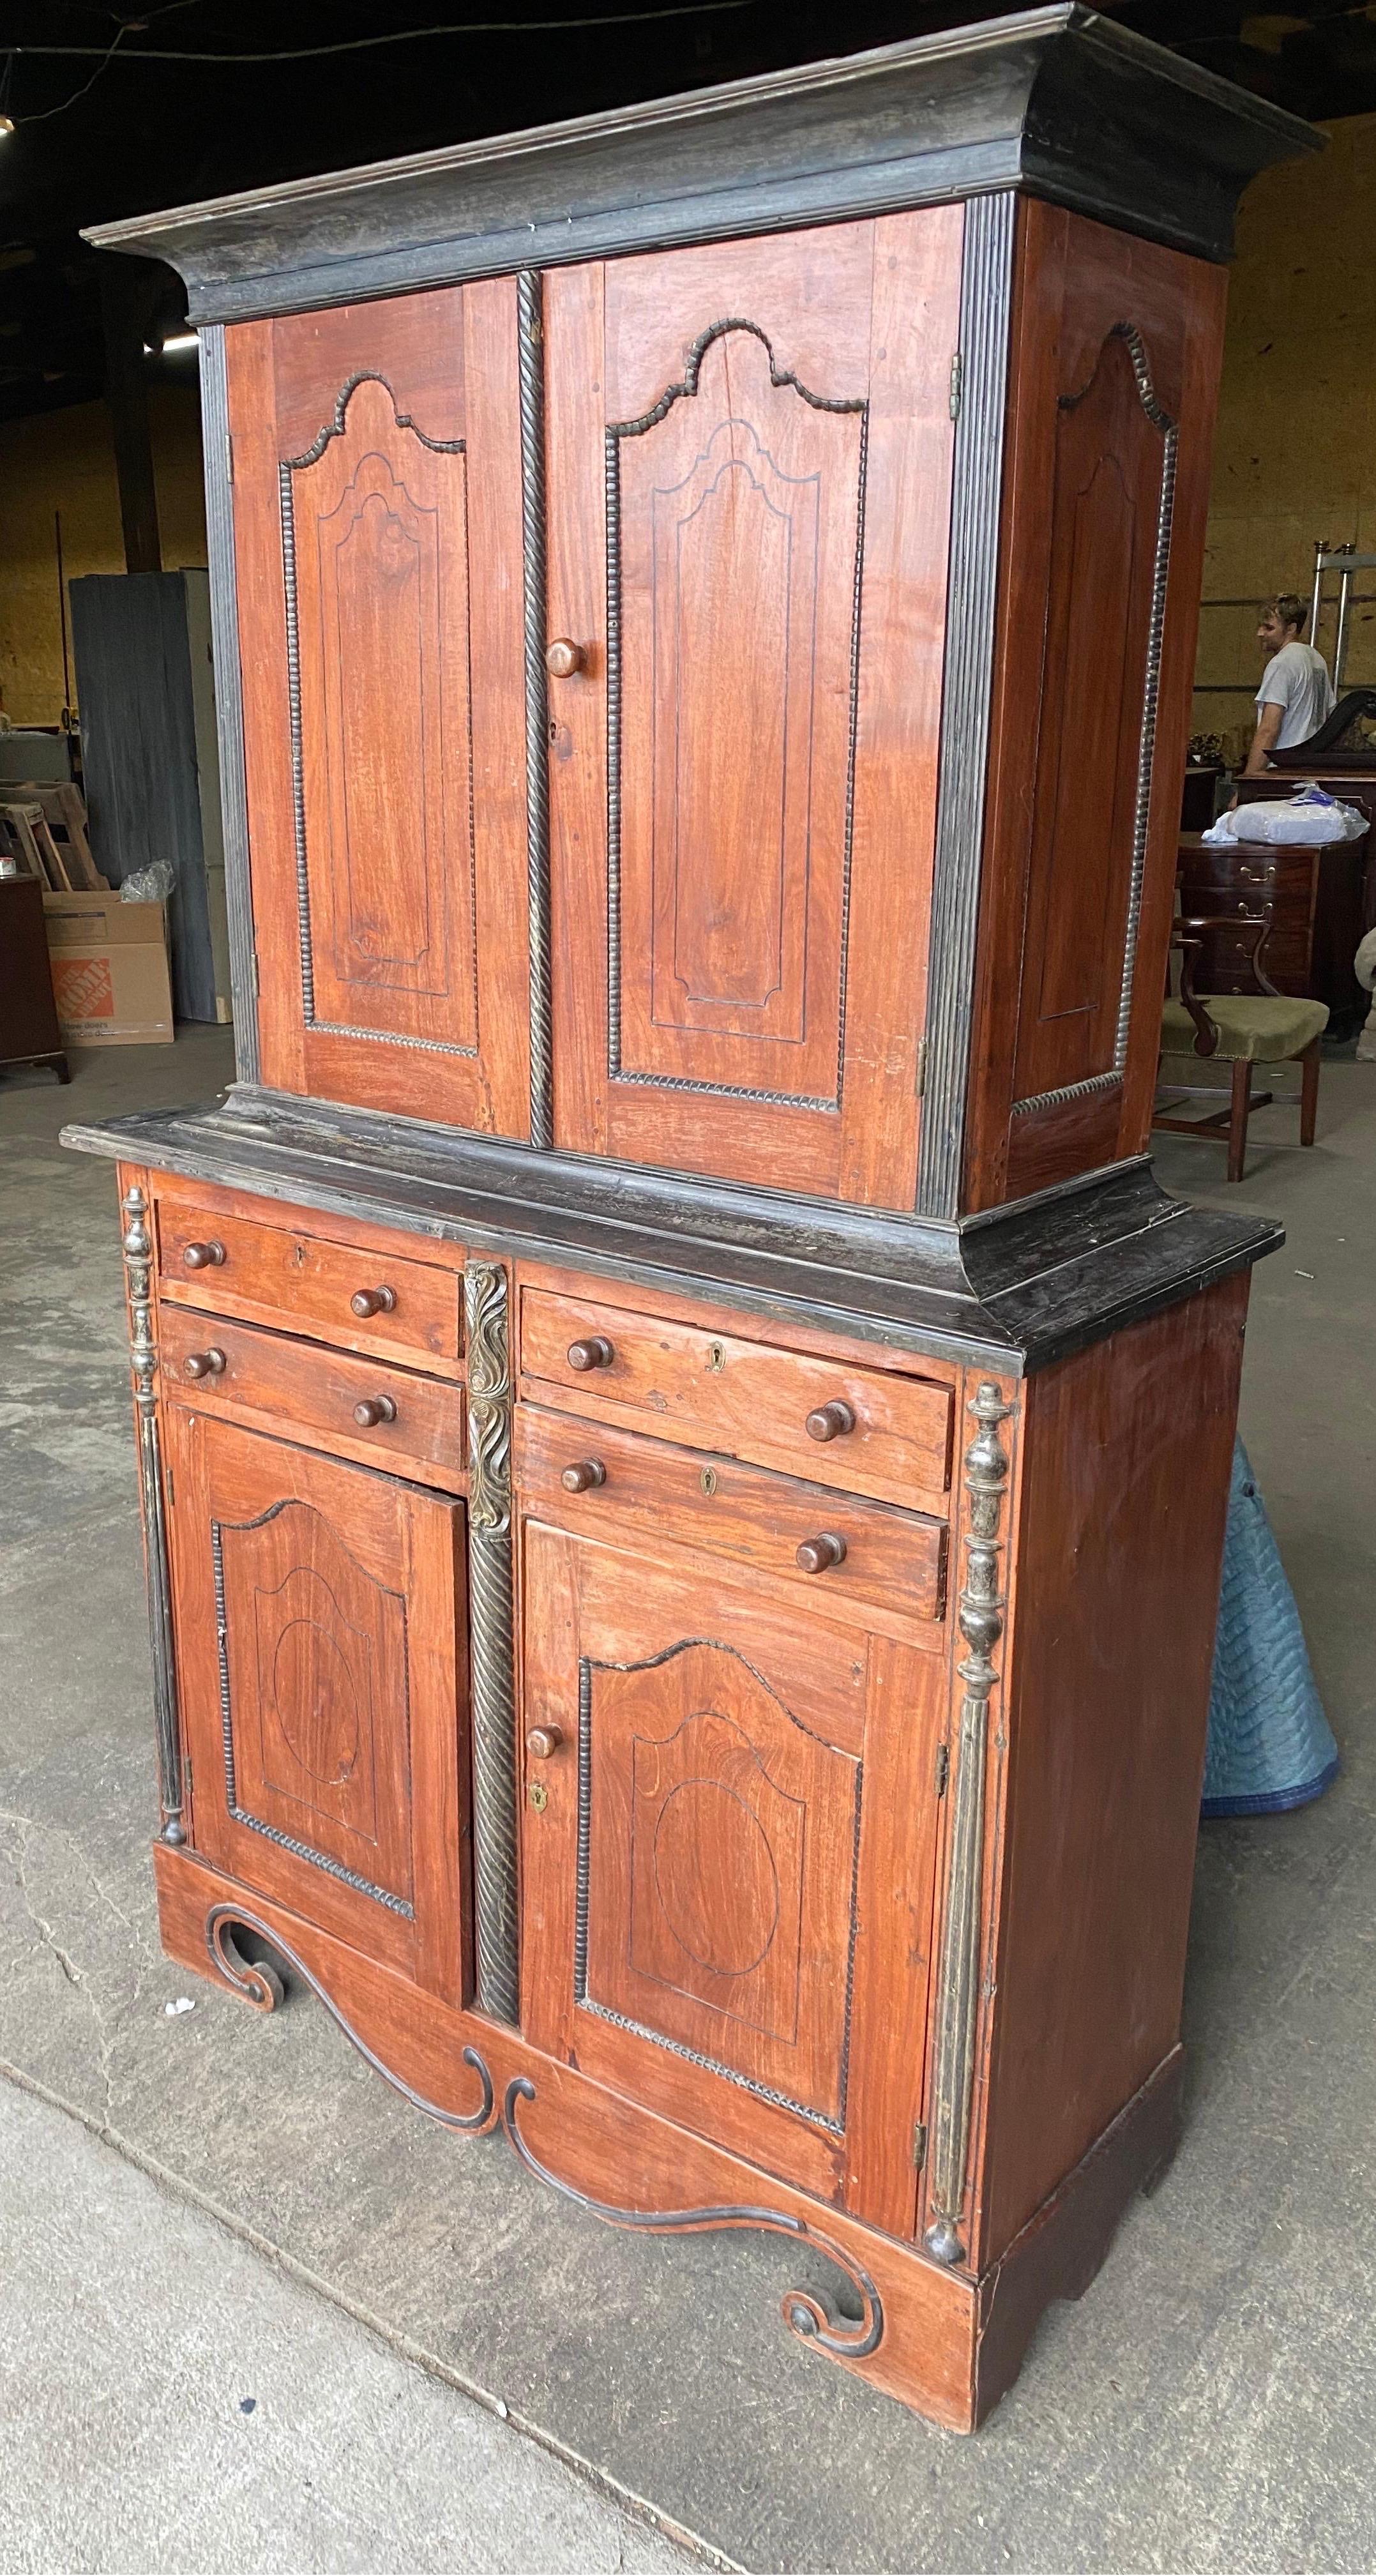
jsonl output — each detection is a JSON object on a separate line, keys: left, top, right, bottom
{"left": 83, "top": 7, "right": 1318, "bottom": 321}
{"left": 63, "top": 1087, "right": 1281, "bottom": 1374}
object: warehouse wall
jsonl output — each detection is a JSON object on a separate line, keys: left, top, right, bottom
{"left": 1195, "top": 109, "right": 1376, "bottom": 759}
{"left": 0, "top": 381, "right": 206, "bottom": 727}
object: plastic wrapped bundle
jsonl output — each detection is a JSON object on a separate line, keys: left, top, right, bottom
{"left": 1202, "top": 1441, "right": 1339, "bottom": 1817}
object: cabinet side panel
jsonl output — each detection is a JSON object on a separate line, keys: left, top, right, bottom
{"left": 963, "top": 201, "right": 1227, "bottom": 1211}
{"left": 975, "top": 1274, "right": 1247, "bottom": 2264}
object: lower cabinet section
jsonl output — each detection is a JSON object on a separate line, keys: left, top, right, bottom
{"left": 519, "top": 1522, "right": 946, "bottom": 2227}
{"left": 165, "top": 1407, "right": 471, "bottom": 2004}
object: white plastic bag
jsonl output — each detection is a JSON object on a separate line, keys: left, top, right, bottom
{"left": 1203, "top": 785, "right": 1368, "bottom": 848}
{"left": 120, "top": 861, "right": 176, "bottom": 902}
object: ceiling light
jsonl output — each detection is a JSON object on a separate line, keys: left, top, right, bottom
{"left": 0, "top": 117, "right": 14, "bottom": 139}
{"left": 144, "top": 332, "right": 199, "bottom": 356}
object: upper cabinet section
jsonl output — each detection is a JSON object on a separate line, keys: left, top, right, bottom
{"left": 227, "top": 284, "right": 531, "bottom": 1134}
{"left": 545, "top": 213, "right": 962, "bottom": 1206}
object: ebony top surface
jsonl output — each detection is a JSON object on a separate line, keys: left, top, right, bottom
{"left": 84, "top": 7, "right": 1317, "bottom": 319}
{"left": 63, "top": 1087, "right": 1282, "bottom": 1376}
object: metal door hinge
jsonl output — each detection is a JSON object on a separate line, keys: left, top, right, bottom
{"left": 949, "top": 352, "right": 963, "bottom": 421}
{"left": 182, "top": 1757, "right": 192, "bottom": 1799}
{"left": 934, "top": 1741, "right": 949, "bottom": 1798}
{"left": 225, "top": 433, "right": 234, "bottom": 486}
{"left": 912, "top": 2120, "right": 928, "bottom": 2169}
{"left": 163, "top": 1462, "right": 174, "bottom": 1507}
{"left": 915, "top": 1035, "right": 928, "bottom": 1100}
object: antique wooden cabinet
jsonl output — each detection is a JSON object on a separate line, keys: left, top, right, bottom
{"left": 66, "top": 8, "right": 1313, "bottom": 2432}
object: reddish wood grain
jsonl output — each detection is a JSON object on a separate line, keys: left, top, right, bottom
{"left": 516, "top": 1404, "right": 946, "bottom": 1626}
{"left": 972, "top": 1276, "right": 1246, "bottom": 2265}
{"left": 227, "top": 282, "right": 529, "bottom": 1133}
{"left": 155, "top": 1178, "right": 462, "bottom": 1370}
{"left": 518, "top": 1285, "right": 953, "bottom": 1511}
{"left": 163, "top": 1411, "right": 469, "bottom": 2001}
{"left": 158, "top": 1305, "right": 466, "bottom": 1492}
{"left": 962, "top": 202, "right": 1228, "bottom": 1210}
{"left": 546, "top": 211, "right": 960, "bottom": 1208}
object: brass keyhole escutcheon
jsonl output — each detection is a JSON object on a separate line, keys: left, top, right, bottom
{"left": 700, "top": 1466, "right": 718, "bottom": 1497}
{"left": 529, "top": 1780, "right": 549, "bottom": 1814}
{"left": 706, "top": 1340, "right": 726, "bottom": 1374}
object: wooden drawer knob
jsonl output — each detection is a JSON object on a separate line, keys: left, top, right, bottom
{"left": 796, "top": 1531, "right": 847, "bottom": 1575}
{"left": 566, "top": 1335, "right": 614, "bottom": 1372}
{"left": 353, "top": 1395, "right": 398, "bottom": 1428}
{"left": 561, "top": 1458, "right": 607, "bottom": 1492}
{"left": 805, "top": 1399, "right": 856, "bottom": 1443}
{"left": 350, "top": 1285, "right": 397, "bottom": 1318}
{"left": 182, "top": 1347, "right": 226, "bottom": 1380}
{"left": 181, "top": 1241, "right": 225, "bottom": 1269}
{"left": 526, "top": 1725, "right": 564, "bottom": 1759}
{"left": 545, "top": 637, "right": 587, "bottom": 678}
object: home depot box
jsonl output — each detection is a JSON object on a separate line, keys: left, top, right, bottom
{"left": 42, "top": 890, "right": 174, "bottom": 1045}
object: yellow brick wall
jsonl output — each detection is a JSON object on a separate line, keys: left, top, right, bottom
{"left": 1195, "top": 110, "right": 1376, "bottom": 760}
{"left": 0, "top": 381, "right": 207, "bottom": 727}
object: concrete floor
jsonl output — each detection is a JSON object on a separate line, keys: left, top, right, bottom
{"left": 2, "top": 1027, "right": 1375, "bottom": 2573}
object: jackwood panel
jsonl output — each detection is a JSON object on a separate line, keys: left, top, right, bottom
{"left": 227, "top": 284, "right": 531, "bottom": 1134}
{"left": 962, "top": 201, "right": 1228, "bottom": 1209}
{"left": 546, "top": 211, "right": 962, "bottom": 1207}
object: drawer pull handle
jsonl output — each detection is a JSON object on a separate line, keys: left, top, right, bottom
{"left": 354, "top": 1395, "right": 398, "bottom": 1428}
{"left": 182, "top": 1347, "right": 226, "bottom": 1380}
{"left": 567, "top": 1335, "right": 614, "bottom": 1372}
{"left": 545, "top": 637, "right": 587, "bottom": 678}
{"left": 182, "top": 1241, "right": 225, "bottom": 1270}
{"left": 350, "top": 1285, "right": 397, "bottom": 1319}
{"left": 796, "top": 1531, "right": 847, "bottom": 1575}
{"left": 526, "top": 1724, "right": 564, "bottom": 1759}
{"left": 561, "top": 1458, "right": 607, "bottom": 1492}
{"left": 806, "top": 1399, "right": 856, "bottom": 1443}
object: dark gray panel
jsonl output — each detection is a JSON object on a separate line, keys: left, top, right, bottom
{"left": 69, "top": 570, "right": 216, "bottom": 1023}
{"left": 83, "top": 11, "right": 1317, "bottom": 323}
{"left": 918, "top": 190, "right": 1016, "bottom": 1223}
{"left": 198, "top": 326, "right": 259, "bottom": 1083}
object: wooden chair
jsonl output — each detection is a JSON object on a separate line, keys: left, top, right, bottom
{"left": 1154, "top": 906, "right": 1327, "bottom": 1183}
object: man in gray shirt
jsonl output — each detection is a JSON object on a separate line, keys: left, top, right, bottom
{"left": 1243, "top": 593, "right": 1336, "bottom": 774}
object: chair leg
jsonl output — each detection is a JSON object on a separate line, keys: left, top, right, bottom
{"left": 1299, "top": 1037, "right": 1321, "bottom": 1147}
{"left": 1227, "top": 1059, "right": 1251, "bottom": 1183}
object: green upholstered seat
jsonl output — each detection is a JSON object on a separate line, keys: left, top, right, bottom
{"left": 1160, "top": 994, "right": 1329, "bottom": 1063}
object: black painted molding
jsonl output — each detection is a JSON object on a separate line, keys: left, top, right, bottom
{"left": 84, "top": 9, "right": 1317, "bottom": 322}
{"left": 63, "top": 1087, "right": 1281, "bottom": 1374}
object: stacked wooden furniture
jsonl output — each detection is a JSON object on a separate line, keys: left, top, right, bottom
{"left": 66, "top": 8, "right": 1312, "bottom": 2432}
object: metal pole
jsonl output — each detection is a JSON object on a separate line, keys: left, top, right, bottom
{"left": 1336, "top": 566, "right": 1353, "bottom": 690}
{"left": 1311, "top": 536, "right": 1326, "bottom": 646}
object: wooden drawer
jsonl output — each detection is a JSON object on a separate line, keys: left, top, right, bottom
{"left": 516, "top": 1405, "right": 946, "bottom": 1626}
{"left": 518, "top": 1290, "right": 953, "bottom": 1512}
{"left": 158, "top": 1306, "right": 465, "bottom": 1489}
{"left": 155, "top": 1185, "right": 461, "bottom": 1366}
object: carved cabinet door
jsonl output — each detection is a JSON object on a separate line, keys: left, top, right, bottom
{"left": 227, "top": 284, "right": 530, "bottom": 1133}
{"left": 520, "top": 1527, "right": 944, "bottom": 2227}
{"left": 543, "top": 210, "right": 963, "bottom": 1209}
{"left": 165, "top": 1410, "right": 469, "bottom": 2003}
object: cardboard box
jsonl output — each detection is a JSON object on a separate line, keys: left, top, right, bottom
{"left": 42, "top": 891, "right": 174, "bottom": 1045}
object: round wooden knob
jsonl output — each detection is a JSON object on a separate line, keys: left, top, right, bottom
{"left": 526, "top": 1725, "right": 564, "bottom": 1759}
{"left": 561, "top": 1458, "right": 607, "bottom": 1492}
{"left": 796, "top": 1531, "right": 847, "bottom": 1575}
{"left": 805, "top": 1399, "right": 856, "bottom": 1443}
{"left": 545, "top": 637, "right": 587, "bottom": 678}
{"left": 350, "top": 1285, "right": 397, "bottom": 1318}
{"left": 182, "top": 1347, "right": 226, "bottom": 1379}
{"left": 353, "top": 1395, "right": 398, "bottom": 1427}
{"left": 566, "top": 1335, "right": 614, "bottom": 1372}
{"left": 182, "top": 1241, "right": 225, "bottom": 1270}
